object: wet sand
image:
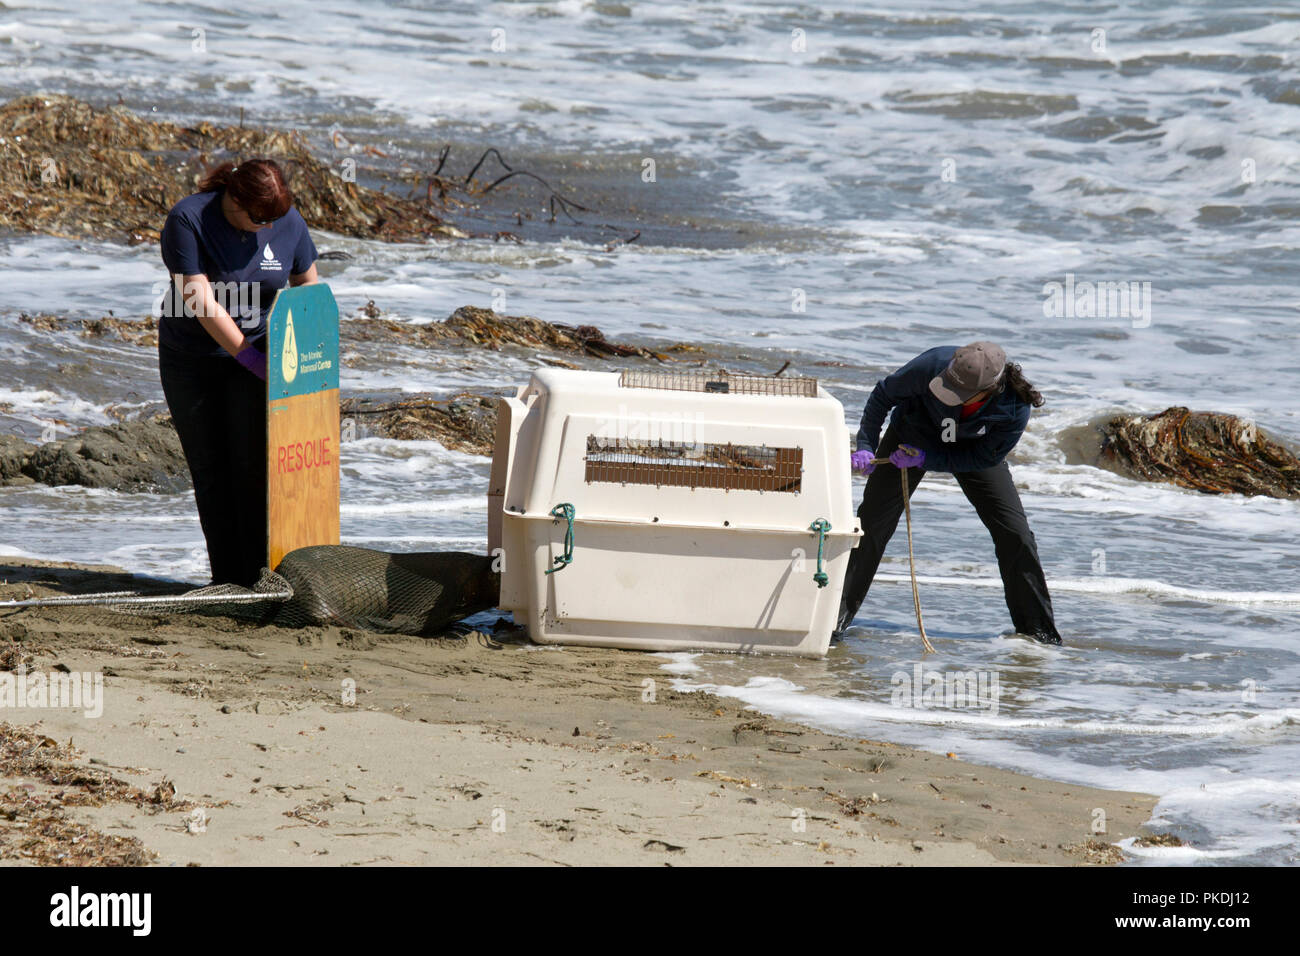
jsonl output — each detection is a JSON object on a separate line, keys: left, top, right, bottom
{"left": 0, "top": 556, "right": 1156, "bottom": 866}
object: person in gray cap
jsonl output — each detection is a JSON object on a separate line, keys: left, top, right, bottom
{"left": 836, "top": 342, "right": 1062, "bottom": 645}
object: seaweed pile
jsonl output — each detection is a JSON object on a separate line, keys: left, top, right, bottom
{"left": 0, "top": 94, "right": 465, "bottom": 244}
{"left": 16, "top": 304, "right": 674, "bottom": 360}
{"left": 13, "top": 312, "right": 161, "bottom": 347}
{"left": 1097, "top": 407, "right": 1300, "bottom": 499}
{"left": 340, "top": 393, "right": 498, "bottom": 457}
{"left": 2, "top": 293, "right": 793, "bottom": 492}
{"left": 0, "top": 722, "right": 194, "bottom": 866}
{"left": 346, "top": 305, "right": 673, "bottom": 361}
{"left": 0, "top": 300, "right": 696, "bottom": 489}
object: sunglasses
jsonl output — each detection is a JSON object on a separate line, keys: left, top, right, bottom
{"left": 236, "top": 200, "right": 281, "bottom": 226}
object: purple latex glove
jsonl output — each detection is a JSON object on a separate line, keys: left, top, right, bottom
{"left": 850, "top": 449, "right": 876, "bottom": 476}
{"left": 235, "top": 344, "right": 267, "bottom": 382}
{"left": 890, "top": 444, "right": 925, "bottom": 469}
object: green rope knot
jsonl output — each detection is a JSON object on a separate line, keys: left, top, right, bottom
{"left": 545, "top": 503, "right": 576, "bottom": 574}
{"left": 809, "top": 518, "right": 831, "bottom": 588}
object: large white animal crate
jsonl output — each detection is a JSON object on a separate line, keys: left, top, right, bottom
{"left": 488, "top": 368, "right": 861, "bottom": 657}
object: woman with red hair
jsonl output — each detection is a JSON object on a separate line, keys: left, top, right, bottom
{"left": 157, "top": 159, "right": 320, "bottom": 586}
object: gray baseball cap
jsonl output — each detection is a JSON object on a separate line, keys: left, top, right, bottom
{"left": 929, "top": 341, "right": 1007, "bottom": 405}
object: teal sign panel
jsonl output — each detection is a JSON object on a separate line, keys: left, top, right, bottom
{"left": 266, "top": 284, "right": 340, "bottom": 400}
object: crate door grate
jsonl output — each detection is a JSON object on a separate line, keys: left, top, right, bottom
{"left": 585, "top": 436, "right": 802, "bottom": 493}
{"left": 618, "top": 368, "right": 818, "bottom": 398}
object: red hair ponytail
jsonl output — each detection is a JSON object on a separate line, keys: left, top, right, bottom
{"left": 197, "top": 159, "right": 293, "bottom": 222}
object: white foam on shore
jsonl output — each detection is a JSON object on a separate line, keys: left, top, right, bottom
{"left": 0, "top": 387, "right": 111, "bottom": 428}
{"left": 340, "top": 496, "right": 484, "bottom": 517}
{"left": 1116, "top": 840, "right": 1243, "bottom": 862}
{"left": 340, "top": 535, "right": 485, "bottom": 548}
{"left": 873, "top": 573, "right": 1300, "bottom": 607}
{"left": 1135, "top": 777, "right": 1300, "bottom": 861}
{"left": 654, "top": 653, "right": 704, "bottom": 675}
{"left": 668, "top": 674, "right": 1300, "bottom": 739}
{"left": 98, "top": 542, "right": 209, "bottom": 581}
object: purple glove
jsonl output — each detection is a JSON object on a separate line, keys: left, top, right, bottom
{"left": 890, "top": 444, "right": 925, "bottom": 469}
{"left": 235, "top": 344, "right": 267, "bottom": 382}
{"left": 850, "top": 449, "right": 876, "bottom": 476}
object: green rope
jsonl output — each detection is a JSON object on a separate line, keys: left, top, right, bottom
{"left": 810, "top": 518, "right": 831, "bottom": 588}
{"left": 545, "top": 503, "right": 576, "bottom": 574}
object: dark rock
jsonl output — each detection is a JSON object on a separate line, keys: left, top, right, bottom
{"left": 0, "top": 434, "right": 36, "bottom": 484}
{"left": 13, "top": 416, "right": 189, "bottom": 493}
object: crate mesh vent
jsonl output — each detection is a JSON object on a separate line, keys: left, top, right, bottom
{"left": 585, "top": 436, "right": 802, "bottom": 493}
{"left": 618, "top": 368, "right": 818, "bottom": 398}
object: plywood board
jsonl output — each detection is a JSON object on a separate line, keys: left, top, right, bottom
{"left": 265, "top": 284, "right": 340, "bottom": 570}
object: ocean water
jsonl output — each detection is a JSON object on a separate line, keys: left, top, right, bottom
{"left": 1, "top": 0, "right": 1298, "bottom": 864}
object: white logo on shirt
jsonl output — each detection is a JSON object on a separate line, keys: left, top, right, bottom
{"left": 976, "top": 426, "right": 987, "bottom": 436}
{"left": 260, "top": 243, "right": 283, "bottom": 271}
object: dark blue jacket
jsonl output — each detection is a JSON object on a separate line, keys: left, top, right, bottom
{"left": 855, "top": 346, "right": 1030, "bottom": 473}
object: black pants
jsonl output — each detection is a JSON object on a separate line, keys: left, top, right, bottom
{"left": 837, "top": 426, "right": 1060, "bottom": 639}
{"left": 159, "top": 344, "right": 267, "bottom": 588}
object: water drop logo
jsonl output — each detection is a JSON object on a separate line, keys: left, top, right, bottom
{"left": 282, "top": 308, "right": 298, "bottom": 384}
{"left": 260, "top": 243, "right": 283, "bottom": 271}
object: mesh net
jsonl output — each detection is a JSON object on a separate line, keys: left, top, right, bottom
{"left": 268, "top": 546, "right": 497, "bottom": 634}
{"left": 0, "top": 569, "right": 290, "bottom": 623}
{"left": 0, "top": 547, "right": 499, "bottom": 637}
{"left": 618, "top": 368, "right": 819, "bottom": 398}
{"left": 584, "top": 436, "right": 803, "bottom": 493}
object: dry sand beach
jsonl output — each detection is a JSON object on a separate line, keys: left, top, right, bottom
{"left": 0, "top": 557, "right": 1157, "bottom": 867}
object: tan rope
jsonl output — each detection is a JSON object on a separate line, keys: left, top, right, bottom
{"left": 871, "top": 454, "right": 936, "bottom": 655}
{"left": 899, "top": 466, "right": 935, "bottom": 654}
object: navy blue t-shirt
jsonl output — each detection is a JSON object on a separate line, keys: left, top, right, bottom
{"left": 158, "top": 189, "right": 318, "bottom": 355}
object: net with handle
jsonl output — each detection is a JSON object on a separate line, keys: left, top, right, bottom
{"left": 0, "top": 546, "right": 499, "bottom": 637}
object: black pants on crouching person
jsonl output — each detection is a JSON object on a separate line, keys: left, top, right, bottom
{"left": 836, "top": 425, "right": 1060, "bottom": 641}
{"left": 159, "top": 343, "right": 267, "bottom": 588}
